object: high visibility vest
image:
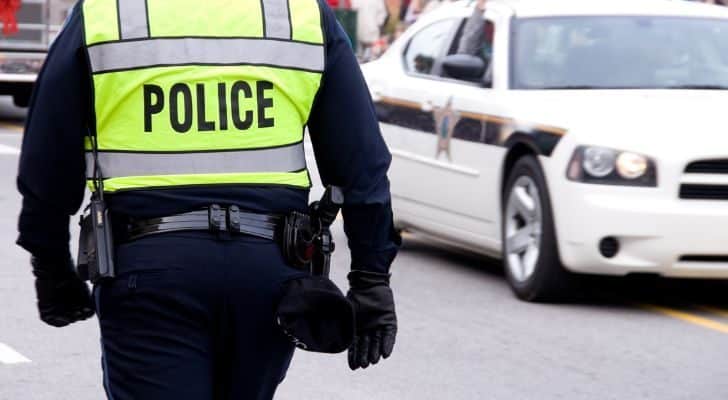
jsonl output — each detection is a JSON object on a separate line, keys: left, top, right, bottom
{"left": 81, "top": 0, "right": 325, "bottom": 193}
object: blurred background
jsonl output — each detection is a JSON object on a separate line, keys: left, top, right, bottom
{"left": 330, "top": 0, "right": 728, "bottom": 62}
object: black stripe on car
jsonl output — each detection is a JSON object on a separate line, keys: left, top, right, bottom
{"left": 374, "top": 96, "right": 565, "bottom": 156}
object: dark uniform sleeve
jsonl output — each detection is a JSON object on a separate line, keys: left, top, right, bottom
{"left": 308, "top": 2, "right": 400, "bottom": 274}
{"left": 16, "top": 5, "right": 89, "bottom": 260}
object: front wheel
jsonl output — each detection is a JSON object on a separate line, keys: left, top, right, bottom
{"left": 502, "top": 155, "right": 574, "bottom": 302}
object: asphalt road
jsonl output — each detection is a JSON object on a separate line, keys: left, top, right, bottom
{"left": 0, "top": 98, "right": 727, "bottom": 400}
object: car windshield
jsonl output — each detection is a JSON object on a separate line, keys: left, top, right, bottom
{"left": 512, "top": 16, "right": 728, "bottom": 90}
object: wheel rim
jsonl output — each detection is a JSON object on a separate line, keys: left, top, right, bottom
{"left": 505, "top": 175, "right": 543, "bottom": 283}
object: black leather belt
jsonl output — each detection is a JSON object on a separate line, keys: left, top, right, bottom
{"left": 126, "top": 205, "right": 282, "bottom": 242}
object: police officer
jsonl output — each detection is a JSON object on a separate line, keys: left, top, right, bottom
{"left": 17, "top": 0, "right": 399, "bottom": 398}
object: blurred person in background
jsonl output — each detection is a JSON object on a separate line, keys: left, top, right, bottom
{"left": 457, "top": 0, "right": 489, "bottom": 57}
{"left": 400, "top": 0, "right": 411, "bottom": 20}
{"left": 404, "top": 0, "right": 424, "bottom": 24}
{"left": 351, "top": 0, "right": 388, "bottom": 60}
{"left": 382, "top": 0, "right": 403, "bottom": 37}
{"left": 327, "top": 0, "right": 352, "bottom": 7}
{"left": 409, "top": 0, "right": 469, "bottom": 24}
{"left": 456, "top": 0, "right": 494, "bottom": 84}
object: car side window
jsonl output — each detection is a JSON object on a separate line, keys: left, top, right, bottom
{"left": 404, "top": 19, "right": 458, "bottom": 76}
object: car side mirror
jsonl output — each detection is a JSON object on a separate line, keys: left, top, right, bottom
{"left": 442, "top": 54, "right": 486, "bottom": 82}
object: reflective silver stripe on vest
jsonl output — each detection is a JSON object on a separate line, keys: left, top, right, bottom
{"left": 262, "top": 0, "right": 291, "bottom": 39}
{"left": 87, "top": 38, "right": 324, "bottom": 73}
{"left": 86, "top": 142, "right": 306, "bottom": 179}
{"left": 117, "top": 0, "right": 149, "bottom": 39}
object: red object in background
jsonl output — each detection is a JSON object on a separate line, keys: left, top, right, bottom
{"left": 0, "top": 0, "right": 20, "bottom": 36}
{"left": 327, "top": 0, "right": 352, "bottom": 9}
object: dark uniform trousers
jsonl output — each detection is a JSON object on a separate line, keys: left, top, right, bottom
{"left": 93, "top": 231, "right": 307, "bottom": 400}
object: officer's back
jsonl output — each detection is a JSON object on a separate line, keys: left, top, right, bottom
{"left": 17, "top": 0, "right": 400, "bottom": 399}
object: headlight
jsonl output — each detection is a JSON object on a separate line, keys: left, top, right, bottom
{"left": 582, "top": 147, "right": 616, "bottom": 177}
{"left": 567, "top": 146, "right": 657, "bottom": 187}
{"left": 616, "top": 152, "right": 649, "bottom": 179}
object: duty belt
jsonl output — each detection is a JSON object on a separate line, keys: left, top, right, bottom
{"left": 126, "top": 205, "right": 282, "bottom": 242}
{"left": 122, "top": 187, "right": 343, "bottom": 277}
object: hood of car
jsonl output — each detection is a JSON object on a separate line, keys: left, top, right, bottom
{"left": 505, "top": 89, "right": 728, "bottom": 156}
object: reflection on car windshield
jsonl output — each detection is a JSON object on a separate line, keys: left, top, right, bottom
{"left": 513, "top": 16, "right": 728, "bottom": 90}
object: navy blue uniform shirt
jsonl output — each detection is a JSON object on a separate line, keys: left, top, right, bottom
{"left": 17, "top": 2, "right": 398, "bottom": 273}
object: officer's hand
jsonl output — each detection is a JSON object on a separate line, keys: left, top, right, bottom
{"left": 346, "top": 270, "right": 397, "bottom": 370}
{"left": 31, "top": 256, "right": 95, "bottom": 328}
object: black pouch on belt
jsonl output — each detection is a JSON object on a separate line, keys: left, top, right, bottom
{"left": 276, "top": 276, "right": 355, "bottom": 354}
{"left": 77, "top": 197, "right": 116, "bottom": 284}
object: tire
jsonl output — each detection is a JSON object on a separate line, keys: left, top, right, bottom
{"left": 502, "top": 155, "right": 574, "bottom": 302}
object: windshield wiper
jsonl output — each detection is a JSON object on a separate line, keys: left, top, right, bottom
{"left": 662, "top": 84, "right": 728, "bottom": 90}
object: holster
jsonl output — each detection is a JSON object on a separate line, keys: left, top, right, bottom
{"left": 282, "top": 211, "right": 313, "bottom": 268}
{"left": 281, "top": 186, "right": 343, "bottom": 277}
{"left": 281, "top": 213, "right": 336, "bottom": 277}
{"left": 77, "top": 197, "right": 116, "bottom": 284}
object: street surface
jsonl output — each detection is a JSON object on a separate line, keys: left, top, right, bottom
{"left": 0, "top": 98, "right": 726, "bottom": 399}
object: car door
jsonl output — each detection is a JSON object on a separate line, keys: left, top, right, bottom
{"left": 430, "top": 9, "right": 512, "bottom": 248}
{"left": 374, "top": 11, "right": 507, "bottom": 252}
{"left": 372, "top": 16, "right": 463, "bottom": 235}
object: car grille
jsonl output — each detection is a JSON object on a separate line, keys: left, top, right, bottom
{"left": 680, "top": 159, "right": 728, "bottom": 200}
{"left": 679, "top": 255, "right": 728, "bottom": 263}
{"left": 680, "top": 184, "right": 728, "bottom": 200}
{"left": 684, "top": 159, "right": 728, "bottom": 174}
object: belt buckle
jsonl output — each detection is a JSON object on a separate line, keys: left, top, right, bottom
{"left": 209, "top": 204, "right": 227, "bottom": 232}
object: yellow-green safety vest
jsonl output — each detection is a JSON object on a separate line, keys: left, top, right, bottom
{"left": 81, "top": 0, "right": 325, "bottom": 193}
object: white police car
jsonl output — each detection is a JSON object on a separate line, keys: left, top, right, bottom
{"left": 361, "top": 0, "right": 728, "bottom": 301}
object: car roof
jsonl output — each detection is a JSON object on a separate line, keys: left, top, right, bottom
{"left": 462, "top": 0, "right": 728, "bottom": 19}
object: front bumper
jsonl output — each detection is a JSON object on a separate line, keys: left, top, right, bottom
{"left": 0, "top": 51, "right": 44, "bottom": 85}
{"left": 0, "top": 73, "right": 37, "bottom": 83}
{"left": 550, "top": 178, "right": 728, "bottom": 278}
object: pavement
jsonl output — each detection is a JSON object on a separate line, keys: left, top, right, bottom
{"left": 0, "top": 98, "right": 727, "bottom": 399}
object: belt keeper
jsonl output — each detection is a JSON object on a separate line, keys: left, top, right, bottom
{"left": 209, "top": 204, "right": 226, "bottom": 232}
{"left": 228, "top": 205, "right": 241, "bottom": 232}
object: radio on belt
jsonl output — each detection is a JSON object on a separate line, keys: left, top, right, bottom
{"left": 77, "top": 132, "right": 116, "bottom": 284}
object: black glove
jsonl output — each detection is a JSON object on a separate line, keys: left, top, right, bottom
{"left": 31, "top": 256, "right": 95, "bottom": 328}
{"left": 347, "top": 270, "right": 397, "bottom": 370}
